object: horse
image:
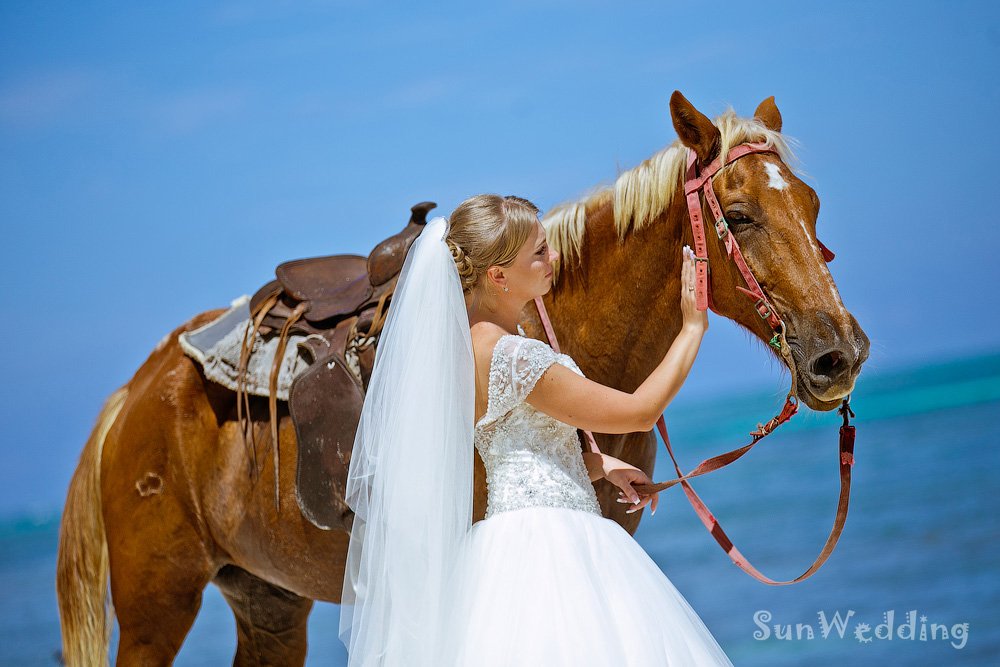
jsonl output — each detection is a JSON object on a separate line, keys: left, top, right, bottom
{"left": 56, "top": 91, "right": 869, "bottom": 665}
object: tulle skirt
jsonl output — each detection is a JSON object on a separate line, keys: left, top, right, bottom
{"left": 437, "top": 505, "right": 734, "bottom": 666}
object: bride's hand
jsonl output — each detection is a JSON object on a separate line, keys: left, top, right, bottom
{"left": 601, "top": 456, "right": 660, "bottom": 516}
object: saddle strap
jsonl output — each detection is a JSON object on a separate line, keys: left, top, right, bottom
{"left": 237, "top": 289, "right": 282, "bottom": 479}
{"left": 363, "top": 283, "right": 395, "bottom": 341}
{"left": 268, "top": 301, "right": 309, "bottom": 511}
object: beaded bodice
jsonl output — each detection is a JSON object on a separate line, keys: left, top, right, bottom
{"left": 475, "top": 333, "right": 602, "bottom": 520}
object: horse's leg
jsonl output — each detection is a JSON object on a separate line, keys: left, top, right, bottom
{"left": 214, "top": 565, "right": 314, "bottom": 667}
{"left": 101, "top": 313, "right": 228, "bottom": 664}
{"left": 104, "top": 439, "right": 218, "bottom": 665}
{"left": 108, "top": 531, "right": 216, "bottom": 665}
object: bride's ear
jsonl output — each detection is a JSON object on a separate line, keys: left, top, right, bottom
{"left": 486, "top": 266, "right": 507, "bottom": 292}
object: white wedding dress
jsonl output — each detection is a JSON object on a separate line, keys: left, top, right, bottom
{"left": 436, "top": 333, "right": 734, "bottom": 665}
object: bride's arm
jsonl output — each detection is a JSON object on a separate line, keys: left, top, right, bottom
{"left": 525, "top": 247, "right": 706, "bottom": 434}
{"left": 525, "top": 322, "right": 706, "bottom": 434}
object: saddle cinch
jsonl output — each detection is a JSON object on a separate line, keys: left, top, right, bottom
{"left": 238, "top": 201, "right": 435, "bottom": 531}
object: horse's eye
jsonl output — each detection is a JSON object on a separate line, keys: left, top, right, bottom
{"left": 726, "top": 211, "right": 752, "bottom": 225}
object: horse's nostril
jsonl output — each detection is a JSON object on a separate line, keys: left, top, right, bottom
{"left": 811, "top": 348, "right": 852, "bottom": 380}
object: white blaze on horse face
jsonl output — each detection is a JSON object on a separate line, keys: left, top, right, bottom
{"left": 764, "top": 164, "right": 855, "bottom": 361}
{"left": 764, "top": 162, "right": 789, "bottom": 191}
{"left": 797, "top": 215, "right": 850, "bottom": 323}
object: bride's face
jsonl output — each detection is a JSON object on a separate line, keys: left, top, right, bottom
{"left": 501, "top": 221, "right": 559, "bottom": 298}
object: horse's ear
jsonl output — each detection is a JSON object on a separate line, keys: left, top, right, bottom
{"left": 670, "top": 91, "right": 721, "bottom": 165}
{"left": 754, "top": 96, "right": 782, "bottom": 132}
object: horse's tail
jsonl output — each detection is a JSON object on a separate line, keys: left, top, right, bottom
{"left": 56, "top": 385, "right": 128, "bottom": 666}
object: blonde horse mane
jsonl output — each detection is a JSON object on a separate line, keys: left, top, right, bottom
{"left": 542, "top": 107, "right": 800, "bottom": 282}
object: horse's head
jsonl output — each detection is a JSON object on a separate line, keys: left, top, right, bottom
{"left": 669, "top": 91, "right": 869, "bottom": 411}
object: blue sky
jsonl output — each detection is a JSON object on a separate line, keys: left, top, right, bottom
{"left": 2, "top": 1, "right": 998, "bottom": 517}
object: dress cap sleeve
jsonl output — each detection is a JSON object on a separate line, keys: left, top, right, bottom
{"left": 478, "top": 334, "right": 560, "bottom": 429}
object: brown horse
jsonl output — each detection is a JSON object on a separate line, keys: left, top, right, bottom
{"left": 56, "top": 92, "right": 868, "bottom": 665}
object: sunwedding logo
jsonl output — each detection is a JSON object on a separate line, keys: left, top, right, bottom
{"left": 752, "top": 609, "right": 969, "bottom": 650}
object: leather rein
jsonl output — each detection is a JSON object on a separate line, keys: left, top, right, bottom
{"left": 533, "top": 142, "right": 857, "bottom": 585}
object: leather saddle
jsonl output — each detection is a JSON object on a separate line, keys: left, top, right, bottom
{"left": 239, "top": 201, "right": 436, "bottom": 530}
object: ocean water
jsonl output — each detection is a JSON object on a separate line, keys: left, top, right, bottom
{"left": 2, "top": 351, "right": 997, "bottom": 665}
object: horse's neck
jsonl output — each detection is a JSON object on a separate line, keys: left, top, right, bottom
{"left": 542, "top": 194, "right": 687, "bottom": 392}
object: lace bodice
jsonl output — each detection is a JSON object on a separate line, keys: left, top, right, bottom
{"left": 475, "top": 333, "right": 602, "bottom": 519}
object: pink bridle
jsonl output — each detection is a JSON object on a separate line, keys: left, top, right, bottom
{"left": 684, "top": 141, "right": 835, "bottom": 349}
{"left": 532, "top": 142, "right": 856, "bottom": 585}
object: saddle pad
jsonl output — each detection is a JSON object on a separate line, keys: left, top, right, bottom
{"left": 178, "top": 295, "right": 316, "bottom": 401}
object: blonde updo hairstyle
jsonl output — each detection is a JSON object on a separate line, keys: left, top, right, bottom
{"left": 445, "top": 194, "right": 541, "bottom": 304}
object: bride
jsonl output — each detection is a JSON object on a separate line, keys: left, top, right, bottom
{"left": 338, "top": 194, "right": 734, "bottom": 665}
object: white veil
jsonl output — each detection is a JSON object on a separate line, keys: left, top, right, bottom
{"left": 338, "top": 216, "right": 475, "bottom": 665}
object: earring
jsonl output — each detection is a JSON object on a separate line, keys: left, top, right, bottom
{"left": 502, "top": 287, "right": 509, "bottom": 293}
